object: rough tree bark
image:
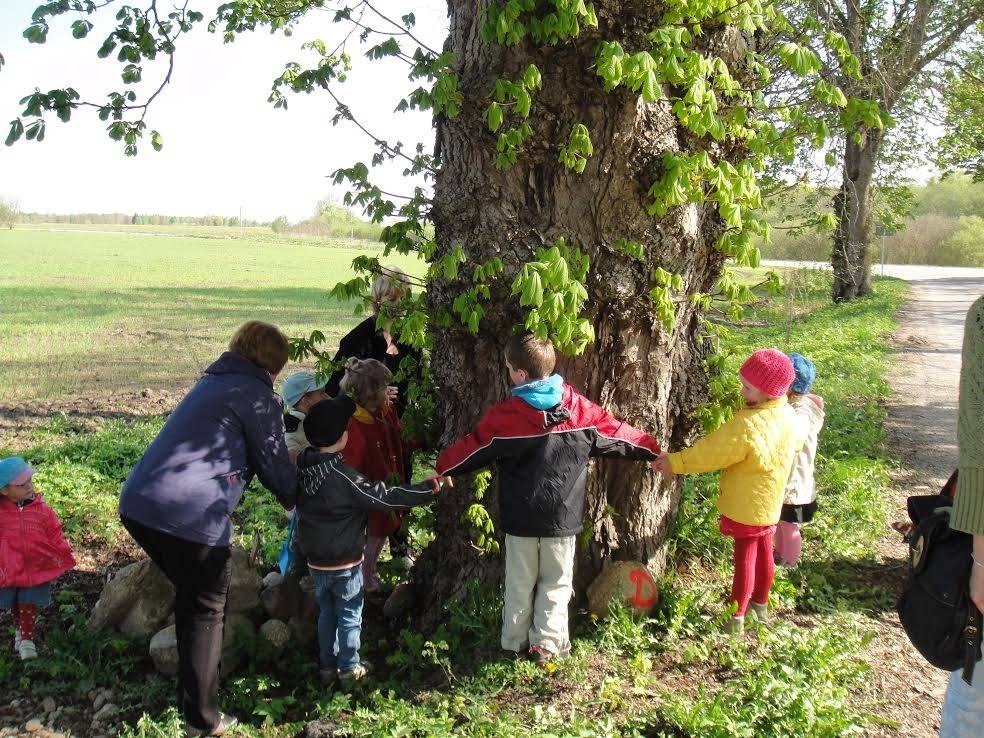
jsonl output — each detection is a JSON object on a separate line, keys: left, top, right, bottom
{"left": 831, "top": 128, "right": 882, "bottom": 301}
{"left": 413, "top": 1, "right": 751, "bottom": 628}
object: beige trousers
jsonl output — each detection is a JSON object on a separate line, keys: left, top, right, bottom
{"left": 501, "top": 534, "right": 575, "bottom": 654}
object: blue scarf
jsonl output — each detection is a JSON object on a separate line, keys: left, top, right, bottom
{"left": 511, "top": 374, "right": 565, "bottom": 410}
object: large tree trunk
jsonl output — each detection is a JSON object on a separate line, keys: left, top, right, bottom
{"left": 831, "top": 129, "right": 882, "bottom": 301}
{"left": 413, "top": 1, "right": 748, "bottom": 628}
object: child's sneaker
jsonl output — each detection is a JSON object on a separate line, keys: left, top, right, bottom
{"left": 748, "top": 601, "right": 770, "bottom": 623}
{"left": 724, "top": 616, "right": 744, "bottom": 635}
{"left": 183, "top": 712, "right": 238, "bottom": 737}
{"left": 13, "top": 628, "right": 21, "bottom": 653}
{"left": 338, "top": 663, "right": 370, "bottom": 686}
{"left": 528, "top": 644, "right": 570, "bottom": 666}
{"left": 17, "top": 639, "right": 38, "bottom": 660}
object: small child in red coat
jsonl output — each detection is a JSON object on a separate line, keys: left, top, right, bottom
{"left": 338, "top": 358, "right": 412, "bottom": 592}
{"left": 0, "top": 456, "right": 75, "bottom": 660}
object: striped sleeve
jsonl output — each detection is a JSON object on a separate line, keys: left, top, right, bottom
{"left": 436, "top": 405, "right": 516, "bottom": 476}
{"left": 587, "top": 403, "right": 661, "bottom": 460}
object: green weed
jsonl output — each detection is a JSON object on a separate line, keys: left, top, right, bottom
{"left": 0, "top": 270, "right": 909, "bottom": 736}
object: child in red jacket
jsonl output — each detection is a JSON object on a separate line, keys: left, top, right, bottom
{"left": 338, "top": 357, "right": 413, "bottom": 592}
{"left": 0, "top": 456, "right": 75, "bottom": 660}
{"left": 437, "top": 333, "right": 661, "bottom": 664}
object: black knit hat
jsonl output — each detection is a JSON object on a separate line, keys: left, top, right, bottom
{"left": 303, "top": 395, "right": 357, "bottom": 447}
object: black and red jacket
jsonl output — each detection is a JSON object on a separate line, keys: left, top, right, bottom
{"left": 436, "top": 384, "right": 661, "bottom": 538}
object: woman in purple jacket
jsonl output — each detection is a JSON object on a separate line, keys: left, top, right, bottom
{"left": 119, "top": 321, "right": 298, "bottom": 737}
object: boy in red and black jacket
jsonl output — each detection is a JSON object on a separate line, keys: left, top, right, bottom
{"left": 437, "top": 332, "right": 661, "bottom": 664}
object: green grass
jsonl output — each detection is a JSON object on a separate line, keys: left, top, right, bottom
{"left": 0, "top": 266, "right": 909, "bottom": 737}
{"left": 0, "top": 228, "right": 422, "bottom": 403}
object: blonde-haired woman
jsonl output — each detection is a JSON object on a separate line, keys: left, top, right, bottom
{"left": 325, "top": 266, "right": 419, "bottom": 416}
{"left": 338, "top": 358, "right": 413, "bottom": 592}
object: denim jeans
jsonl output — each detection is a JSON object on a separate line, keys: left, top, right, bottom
{"left": 309, "top": 564, "right": 363, "bottom": 672}
{"left": 940, "top": 656, "right": 984, "bottom": 738}
{"left": 0, "top": 582, "right": 52, "bottom": 608}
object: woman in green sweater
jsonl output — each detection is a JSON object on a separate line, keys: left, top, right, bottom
{"left": 940, "top": 294, "right": 984, "bottom": 738}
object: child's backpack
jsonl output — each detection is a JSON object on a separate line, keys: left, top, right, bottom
{"left": 896, "top": 471, "right": 982, "bottom": 685}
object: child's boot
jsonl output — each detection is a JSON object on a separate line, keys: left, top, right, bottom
{"left": 339, "top": 663, "right": 370, "bottom": 687}
{"left": 725, "top": 616, "right": 744, "bottom": 635}
{"left": 17, "top": 639, "right": 38, "bottom": 660}
{"left": 749, "top": 601, "right": 770, "bottom": 623}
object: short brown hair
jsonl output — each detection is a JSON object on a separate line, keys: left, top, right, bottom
{"left": 229, "top": 321, "right": 290, "bottom": 375}
{"left": 505, "top": 332, "right": 556, "bottom": 379}
{"left": 339, "top": 357, "right": 392, "bottom": 410}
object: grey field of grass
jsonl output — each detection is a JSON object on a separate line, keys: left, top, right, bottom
{"left": 0, "top": 228, "right": 422, "bottom": 405}
{"left": 0, "top": 226, "right": 915, "bottom": 737}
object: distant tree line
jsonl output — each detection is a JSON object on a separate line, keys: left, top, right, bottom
{"left": 18, "top": 212, "right": 268, "bottom": 227}
{"left": 762, "top": 175, "right": 984, "bottom": 268}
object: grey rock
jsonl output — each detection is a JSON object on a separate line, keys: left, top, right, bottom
{"left": 221, "top": 612, "right": 256, "bottom": 677}
{"left": 259, "top": 619, "right": 291, "bottom": 649}
{"left": 149, "top": 625, "right": 179, "bottom": 677}
{"left": 586, "top": 560, "right": 660, "bottom": 619}
{"left": 289, "top": 615, "right": 317, "bottom": 647}
{"left": 260, "top": 576, "right": 293, "bottom": 621}
{"left": 262, "top": 570, "right": 316, "bottom": 623}
{"left": 93, "top": 703, "right": 117, "bottom": 722}
{"left": 40, "top": 697, "right": 55, "bottom": 714}
{"left": 92, "top": 689, "right": 113, "bottom": 711}
{"left": 227, "top": 547, "right": 262, "bottom": 613}
{"left": 382, "top": 582, "right": 415, "bottom": 619}
{"left": 297, "top": 717, "right": 341, "bottom": 738}
{"left": 152, "top": 614, "right": 257, "bottom": 678}
{"left": 262, "top": 571, "right": 283, "bottom": 589}
{"left": 87, "top": 558, "right": 175, "bottom": 637}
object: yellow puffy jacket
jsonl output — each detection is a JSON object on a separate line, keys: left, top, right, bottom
{"left": 669, "top": 397, "right": 805, "bottom": 527}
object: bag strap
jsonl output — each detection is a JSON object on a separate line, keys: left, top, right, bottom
{"left": 962, "top": 605, "right": 982, "bottom": 685}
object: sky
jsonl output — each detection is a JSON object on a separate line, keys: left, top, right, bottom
{"left": 0, "top": 0, "right": 449, "bottom": 222}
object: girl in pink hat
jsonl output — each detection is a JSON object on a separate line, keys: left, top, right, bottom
{"left": 0, "top": 456, "right": 76, "bottom": 660}
{"left": 652, "top": 349, "right": 806, "bottom": 634}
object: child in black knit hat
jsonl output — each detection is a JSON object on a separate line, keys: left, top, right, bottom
{"left": 296, "top": 397, "right": 450, "bottom": 685}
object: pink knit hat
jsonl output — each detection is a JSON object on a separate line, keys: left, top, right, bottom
{"left": 739, "top": 349, "right": 795, "bottom": 398}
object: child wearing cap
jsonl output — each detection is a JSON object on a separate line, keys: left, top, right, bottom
{"left": 652, "top": 349, "right": 805, "bottom": 634}
{"left": 281, "top": 370, "right": 330, "bottom": 455}
{"left": 296, "top": 396, "right": 448, "bottom": 685}
{"left": 0, "top": 456, "right": 76, "bottom": 660}
{"left": 775, "top": 353, "right": 825, "bottom": 567}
